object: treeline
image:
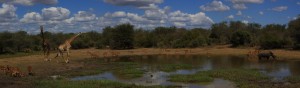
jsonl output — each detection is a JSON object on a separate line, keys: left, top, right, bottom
{"left": 0, "top": 16, "right": 299, "bottom": 54}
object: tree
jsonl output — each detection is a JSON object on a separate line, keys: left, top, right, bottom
{"left": 209, "top": 22, "right": 230, "bottom": 44}
{"left": 230, "top": 30, "right": 251, "bottom": 47}
{"left": 110, "top": 24, "right": 134, "bottom": 50}
{"left": 288, "top": 16, "right": 300, "bottom": 49}
{"left": 259, "top": 24, "right": 289, "bottom": 49}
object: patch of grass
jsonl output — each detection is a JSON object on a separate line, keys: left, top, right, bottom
{"left": 208, "top": 69, "right": 270, "bottom": 88}
{"left": 285, "top": 76, "right": 300, "bottom": 83}
{"left": 0, "top": 51, "right": 41, "bottom": 59}
{"left": 168, "top": 71, "right": 213, "bottom": 83}
{"left": 168, "top": 68, "right": 270, "bottom": 88}
{"left": 61, "top": 69, "right": 104, "bottom": 77}
{"left": 111, "top": 62, "right": 145, "bottom": 79}
{"left": 158, "top": 64, "right": 194, "bottom": 72}
{"left": 34, "top": 80, "right": 169, "bottom": 88}
{"left": 113, "top": 68, "right": 144, "bottom": 79}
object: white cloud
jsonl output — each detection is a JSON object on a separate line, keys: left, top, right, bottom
{"left": 0, "top": 3, "right": 17, "bottom": 22}
{"left": 293, "top": 17, "right": 298, "bottom": 20}
{"left": 99, "top": 9, "right": 214, "bottom": 29}
{"left": 228, "top": 15, "right": 234, "bottom": 19}
{"left": 42, "top": 7, "right": 70, "bottom": 21}
{"left": 233, "top": 4, "right": 247, "bottom": 10}
{"left": 127, "top": 13, "right": 148, "bottom": 22}
{"left": 144, "top": 8, "right": 168, "bottom": 20}
{"left": 200, "top": 1, "right": 230, "bottom": 11}
{"left": 272, "top": 6, "right": 288, "bottom": 12}
{"left": 231, "top": 0, "right": 264, "bottom": 4}
{"left": 104, "top": 11, "right": 127, "bottom": 18}
{"left": 103, "top": 0, "right": 163, "bottom": 7}
{"left": 0, "top": 2, "right": 215, "bottom": 33}
{"left": 190, "top": 12, "right": 214, "bottom": 26}
{"left": 169, "top": 11, "right": 190, "bottom": 22}
{"left": 259, "top": 11, "right": 264, "bottom": 15}
{"left": 297, "top": 2, "right": 300, "bottom": 5}
{"left": 246, "top": 16, "right": 252, "bottom": 19}
{"left": 138, "top": 4, "right": 159, "bottom": 10}
{"left": 20, "top": 12, "right": 42, "bottom": 23}
{"left": 242, "top": 20, "right": 249, "bottom": 24}
{"left": 169, "top": 11, "right": 214, "bottom": 28}
{"left": 73, "top": 11, "right": 97, "bottom": 22}
{"left": 0, "top": 0, "right": 58, "bottom": 6}
{"left": 231, "top": 0, "right": 263, "bottom": 10}
{"left": 173, "top": 22, "right": 186, "bottom": 27}
{"left": 236, "top": 11, "right": 242, "bottom": 16}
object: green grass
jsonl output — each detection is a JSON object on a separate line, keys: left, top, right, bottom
{"left": 208, "top": 69, "right": 270, "bottom": 88}
{"left": 285, "top": 76, "right": 300, "bottom": 83}
{"left": 158, "top": 64, "right": 195, "bottom": 72}
{"left": 168, "top": 68, "right": 270, "bottom": 88}
{"left": 168, "top": 71, "right": 213, "bottom": 83}
{"left": 61, "top": 68, "right": 104, "bottom": 78}
{"left": 111, "top": 62, "right": 145, "bottom": 79}
{"left": 34, "top": 80, "right": 170, "bottom": 88}
{"left": 0, "top": 51, "right": 42, "bottom": 59}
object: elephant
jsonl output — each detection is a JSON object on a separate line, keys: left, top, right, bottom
{"left": 257, "top": 51, "right": 276, "bottom": 60}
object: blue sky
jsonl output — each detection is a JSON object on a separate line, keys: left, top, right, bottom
{"left": 0, "top": 0, "right": 299, "bottom": 33}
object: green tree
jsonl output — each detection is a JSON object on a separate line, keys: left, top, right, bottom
{"left": 259, "top": 24, "right": 289, "bottom": 49}
{"left": 288, "top": 16, "right": 300, "bottom": 49}
{"left": 110, "top": 24, "right": 134, "bottom": 50}
{"left": 230, "top": 30, "right": 252, "bottom": 47}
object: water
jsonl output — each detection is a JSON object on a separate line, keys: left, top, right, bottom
{"left": 71, "top": 55, "right": 300, "bottom": 87}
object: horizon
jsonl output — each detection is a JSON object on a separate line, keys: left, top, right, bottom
{"left": 0, "top": 0, "right": 299, "bottom": 33}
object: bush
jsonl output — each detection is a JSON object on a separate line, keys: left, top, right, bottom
{"left": 230, "top": 30, "right": 251, "bottom": 47}
{"left": 259, "top": 35, "right": 286, "bottom": 49}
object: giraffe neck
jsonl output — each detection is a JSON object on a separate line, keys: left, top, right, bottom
{"left": 67, "top": 33, "right": 81, "bottom": 44}
{"left": 40, "top": 26, "right": 45, "bottom": 44}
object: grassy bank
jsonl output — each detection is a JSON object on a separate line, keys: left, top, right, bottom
{"left": 168, "top": 69, "right": 270, "bottom": 88}
{"left": 34, "top": 80, "right": 170, "bottom": 88}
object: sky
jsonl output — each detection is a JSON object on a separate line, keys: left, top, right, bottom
{"left": 0, "top": 0, "right": 299, "bottom": 33}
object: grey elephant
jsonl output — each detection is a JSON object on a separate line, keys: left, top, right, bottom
{"left": 257, "top": 51, "right": 276, "bottom": 60}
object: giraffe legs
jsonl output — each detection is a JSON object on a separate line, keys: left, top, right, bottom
{"left": 55, "top": 49, "right": 65, "bottom": 63}
{"left": 65, "top": 49, "right": 70, "bottom": 63}
{"left": 44, "top": 49, "right": 51, "bottom": 61}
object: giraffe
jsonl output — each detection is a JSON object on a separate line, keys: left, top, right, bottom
{"left": 40, "top": 26, "right": 51, "bottom": 61}
{"left": 55, "top": 32, "right": 82, "bottom": 63}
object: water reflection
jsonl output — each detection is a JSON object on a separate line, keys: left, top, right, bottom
{"left": 72, "top": 71, "right": 235, "bottom": 88}
{"left": 72, "top": 55, "right": 300, "bottom": 87}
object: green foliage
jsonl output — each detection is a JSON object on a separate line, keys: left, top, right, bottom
{"left": 168, "top": 69, "right": 270, "bottom": 88}
{"left": 0, "top": 19, "right": 300, "bottom": 54}
{"left": 168, "top": 72, "right": 213, "bottom": 83}
{"left": 34, "top": 80, "right": 168, "bottom": 88}
{"left": 285, "top": 76, "right": 300, "bottom": 83}
{"left": 259, "top": 35, "right": 286, "bottom": 49}
{"left": 230, "top": 30, "right": 251, "bottom": 47}
{"left": 288, "top": 16, "right": 300, "bottom": 49}
{"left": 259, "top": 24, "right": 289, "bottom": 49}
{"left": 110, "top": 24, "right": 134, "bottom": 50}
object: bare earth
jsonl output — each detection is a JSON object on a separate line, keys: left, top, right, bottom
{"left": 0, "top": 47, "right": 300, "bottom": 87}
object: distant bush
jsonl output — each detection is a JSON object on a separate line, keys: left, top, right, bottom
{"left": 230, "top": 30, "right": 251, "bottom": 47}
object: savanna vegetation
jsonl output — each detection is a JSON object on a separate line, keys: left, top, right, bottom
{"left": 0, "top": 16, "right": 299, "bottom": 55}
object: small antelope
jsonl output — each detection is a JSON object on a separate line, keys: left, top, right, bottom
{"left": 87, "top": 51, "right": 100, "bottom": 58}
{"left": 28, "top": 66, "right": 34, "bottom": 76}
{"left": 103, "top": 52, "right": 108, "bottom": 57}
